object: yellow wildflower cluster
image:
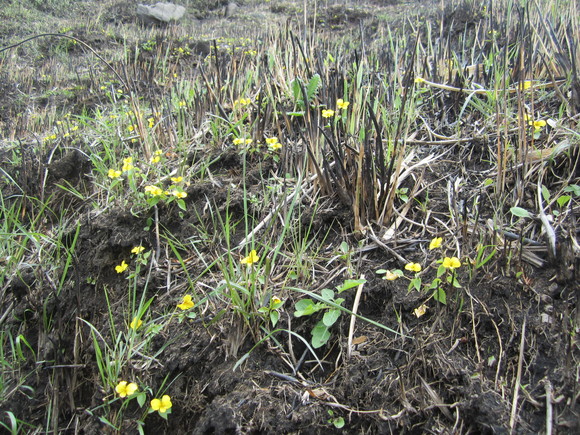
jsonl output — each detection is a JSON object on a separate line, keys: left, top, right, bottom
{"left": 336, "top": 99, "right": 349, "bottom": 110}
{"left": 234, "top": 98, "right": 252, "bottom": 106}
{"left": 115, "top": 381, "right": 173, "bottom": 416}
{"left": 144, "top": 185, "right": 164, "bottom": 196}
{"left": 150, "top": 149, "right": 163, "bottom": 164}
{"left": 108, "top": 169, "right": 122, "bottom": 179}
{"left": 320, "top": 99, "right": 350, "bottom": 119}
{"left": 523, "top": 114, "right": 546, "bottom": 132}
{"left": 122, "top": 157, "right": 134, "bottom": 172}
{"left": 265, "top": 137, "right": 282, "bottom": 151}
{"left": 233, "top": 138, "right": 253, "bottom": 146}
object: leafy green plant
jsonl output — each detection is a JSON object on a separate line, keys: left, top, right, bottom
{"left": 288, "top": 73, "right": 321, "bottom": 116}
{"left": 378, "top": 238, "right": 463, "bottom": 305}
{"left": 327, "top": 409, "right": 345, "bottom": 429}
{"left": 294, "top": 279, "right": 365, "bottom": 348}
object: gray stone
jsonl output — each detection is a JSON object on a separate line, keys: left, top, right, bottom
{"left": 224, "top": 2, "right": 238, "bottom": 18}
{"left": 137, "top": 2, "right": 186, "bottom": 24}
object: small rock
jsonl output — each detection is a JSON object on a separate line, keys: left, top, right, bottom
{"left": 137, "top": 2, "right": 186, "bottom": 24}
{"left": 224, "top": 2, "right": 238, "bottom": 18}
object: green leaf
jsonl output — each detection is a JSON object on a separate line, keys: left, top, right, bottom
{"left": 563, "top": 184, "right": 580, "bottom": 196}
{"left": 286, "top": 111, "right": 305, "bottom": 117}
{"left": 510, "top": 206, "right": 531, "bottom": 218}
{"left": 333, "top": 298, "right": 345, "bottom": 307}
{"left": 320, "top": 289, "right": 335, "bottom": 301}
{"left": 306, "top": 73, "right": 321, "bottom": 102}
{"left": 541, "top": 185, "right": 550, "bottom": 203}
{"left": 270, "top": 310, "right": 279, "bottom": 327}
{"left": 322, "top": 309, "right": 340, "bottom": 327}
{"left": 427, "top": 277, "right": 441, "bottom": 290}
{"left": 332, "top": 417, "right": 345, "bottom": 428}
{"left": 336, "top": 279, "right": 366, "bottom": 293}
{"left": 312, "top": 322, "right": 331, "bottom": 348}
{"left": 449, "top": 274, "right": 462, "bottom": 288}
{"left": 556, "top": 195, "right": 571, "bottom": 208}
{"left": 291, "top": 78, "right": 302, "bottom": 104}
{"left": 433, "top": 288, "right": 447, "bottom": 304}
{"left": 294, "top": 299, "right": 317, "bottom": 317}
{"left": 409, "top": 277, "right": 421, "bottom": 292}
{"left": 136, "top": 392, "right": 146, "bottom": 408}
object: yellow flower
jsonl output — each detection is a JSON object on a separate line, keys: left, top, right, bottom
{"left": 151, "top": 395, "right": 172, "bottom": 413}
{"left": 336, "top": 99, "right": 350, "bottom": 110}
{"left": 442, "top": 257, "right": 461, "bottom": 269}
{"left": 148, "top": 117, "right": 155, "bottom": 128}
{"left": 150, "top": 150, "right": 162, "bottom": 163}
{"left": 429, "top": 237, "right": 443, "bottom": 250}
{"left": 171, "top": 176, "right": 183, "bottom": 183}
{"left": 178, "top": 101, "right": 186, "bottom": 107}
{"left": 272, "top": 296, "right": 282, "bottom": 305}
{"left": 131, "top": 246, "right": 145, "bottom": 255}
{"left": 171, "top": 190, "right": 187, "bottom": 199}
{"left": 533, "top": 120, "right": 546, "bottom": 130}
{"left": 268, "top": 142, "right": 282, "bottom": 151}
{"left": 127, "top": 124, "right": 136, "bottom": 132}
{"left": 115, "top": 260, "right": 128, "bottom": 273}
{"left": 245, "top": 139, "right": 253, "bottom": 145}
{"left": 108, "top": 169, "right": 122, "bottom": 179}
{"left": 321, "top": 109, "right": 335, "bottom": 118}
{"left": 177, "top": 294, "right": 194, "bottom": 310}
{"left": 414, "top": 77, "right": 425, "bottom": 83}
{"left": 413, "top": 304, "right": 428, "bottom": 318}
{"left": 520, "top": 80, "right": 532, "bottom": 90}
{"left": 265, "top": 137, "right": 278, "bottom": 145}
{"left": 383, "top": 270, "right": 400, "bottom": 281}
{"left": 241, "top": 249, "right": 259, "bottom": 265}
{"left": 115, "top": 381, "right": 138, "bottom": 398}
{"left": 122, "top": 157, "right": 134, "bottom": 172}
{"left": 144, "top": 185, "right": 163, "bottom": 196}
{"left": 404, "top": 262, "right": 421, "bottom": 273}
{"left": 233, "top": 138, "right": 244, "bottom": 145}
{"left": 130, "top": 317, "right": 143, "bottom": 330}
{"left": 234, "top": 98, "right": 251, "bottom": 106}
